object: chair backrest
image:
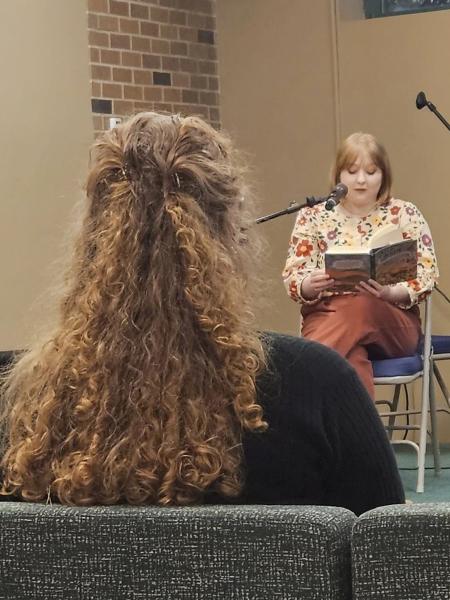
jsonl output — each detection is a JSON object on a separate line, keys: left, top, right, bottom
{"left": 352, "top": 503, "right": 450, "bottom": 600}
{"left": 0, "top": 502, "right": 356, "bottom": 600}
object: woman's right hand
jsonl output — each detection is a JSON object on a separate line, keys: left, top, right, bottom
{"left": 301, "top": 270, "right": 335, "bottom": 300}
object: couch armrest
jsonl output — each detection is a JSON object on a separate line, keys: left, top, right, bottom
{"left": 352, "top": 502, "right": 450, "bottom": 599}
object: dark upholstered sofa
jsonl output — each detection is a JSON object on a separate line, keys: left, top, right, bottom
{"left": 0, "top": 503, "right": 354, "bottom": 600}
{"left": 1, "top": 502, "right": 449, "bottom": 600}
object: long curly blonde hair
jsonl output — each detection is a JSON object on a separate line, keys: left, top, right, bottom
{"left": 0, "top": 112, "right": 267, "bottom": 506}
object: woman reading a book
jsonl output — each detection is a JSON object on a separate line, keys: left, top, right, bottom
{"left": 283, "top": 132, "right": 438, "bottom": 398}
{"left": 0, "top": 114, "right": 404, "bottom": 514}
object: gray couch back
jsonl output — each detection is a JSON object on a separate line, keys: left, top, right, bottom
{"left": 352, "top": 503, "right": 450, "bottom": 600}
{"left": 0, "top": 502, "right": 355, "bottom": 600}
{"left": 2, "top": 501, "right": 449, "bottom": 599}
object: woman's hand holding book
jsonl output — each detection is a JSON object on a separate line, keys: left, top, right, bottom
{"left": 301, "top": 269, "right": 335, "bottom": 300}
{"left": 356, "top": 279, "right": 410, "bottom": 305}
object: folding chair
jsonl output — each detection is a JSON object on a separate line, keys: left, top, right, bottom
{"left": 371, "top": 294, "right": 439, "bottom": 493}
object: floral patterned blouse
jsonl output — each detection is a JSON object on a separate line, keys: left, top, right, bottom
{"left": 282, "top": 197, "right": 438, "bottom": 309}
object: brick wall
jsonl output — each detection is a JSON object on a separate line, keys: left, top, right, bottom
{"left": 87, "top": 0, "right": 220, "bottom": 134}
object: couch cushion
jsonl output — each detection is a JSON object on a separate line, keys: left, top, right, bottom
{"left": 352, "top": 503, "right": 450, "bottom": 600}
{"left": 0, "top": 502, "right": 355, "bottom": 600}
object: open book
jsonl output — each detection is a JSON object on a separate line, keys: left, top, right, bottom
{"left": 324, "top": 224, "right": 417, "bottom": 292}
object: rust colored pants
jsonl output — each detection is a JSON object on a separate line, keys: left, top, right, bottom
{"left": 301, "top": 294, "right": 422, "bottom": 398}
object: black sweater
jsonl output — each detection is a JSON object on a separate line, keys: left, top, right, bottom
{"left": 207, "top": 332, "right": 405, "bottom": 516}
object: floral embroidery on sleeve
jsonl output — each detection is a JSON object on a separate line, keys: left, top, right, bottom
{"left": 396, "top": 201, "right": 438, "bottom": 308}
{"left": 296, "top": 240, "right": 314, "bottom": 257}
{"left": 282, "top": 208, "right": 321, "bottom": 304}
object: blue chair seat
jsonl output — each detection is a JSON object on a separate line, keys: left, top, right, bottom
{"left": 431, "top": 335, "right": 450, "bottom": 355}
{"left": 372, "top": 354, "right": 423, "bottom": 378}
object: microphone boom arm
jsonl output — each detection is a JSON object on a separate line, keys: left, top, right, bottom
{"left": 256, "top": 183, "right": 348, "bottom": 224}
{"left": 255, "top": 196, "right": 326, "bottom": 224}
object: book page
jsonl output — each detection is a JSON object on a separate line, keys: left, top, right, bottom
{"left": 325, "top": 246, "right": 366, "bottom": 255}
{"left": 369, "top": 223, "right": 403, "bottom": 249}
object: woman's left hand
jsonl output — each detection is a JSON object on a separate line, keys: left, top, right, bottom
{"left": 356, "top": 279, "right": 406, "bottom": 304}
{"left": 356, "top": 279, "right": 391, "bottom": 300}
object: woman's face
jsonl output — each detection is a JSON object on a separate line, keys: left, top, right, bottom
{"left": 339, "top": 152, "right": 383, "bottom": 207}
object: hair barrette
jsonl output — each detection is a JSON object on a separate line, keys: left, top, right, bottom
{"left": 120, "top": 164, "right": 131, "bottom": 181}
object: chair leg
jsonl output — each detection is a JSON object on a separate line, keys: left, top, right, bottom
{"left": 387, "top": 385, "right": 402, "bottom": 440}
{"left": 417, "top": 428, "right": 427, "bottom": 494}
{"left": 429, "top": 361, "right": 441, "bottom": 475}
{"left": 433, "top": 363, "right": 450, "bottom": 409}
{"left": 417, "top": 348, "right": 432, "bottom": 493}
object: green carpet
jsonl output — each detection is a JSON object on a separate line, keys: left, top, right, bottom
{"left": 395, "top": 444, "right": 450, "bottom": 502}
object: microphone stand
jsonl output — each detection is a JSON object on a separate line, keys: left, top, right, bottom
{"left": 435, "top": 285, "right": 450, "bottom": 305}
{"left": 425, "top": 102, "right": 450, "bottom": 132}
{"left": 416, "top": 91, "right": 450, "bottom": 303}
{"left": 256, "top": 195, "right": 326, "bottom": 224}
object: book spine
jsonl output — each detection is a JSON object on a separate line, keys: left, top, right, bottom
{"left": 369, "top": 252, "right": 376, "bottom": 280}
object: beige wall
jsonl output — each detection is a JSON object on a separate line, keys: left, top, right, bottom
{"left": 217, "top": 0, "right": 450, "bottom": 440}
{"left": 336, "top": 6, "right": 450, "bottom": 438}
{"left": 2, "top": 1, "right": 450, "bottom": 438}
{"left": 0, "top": 0, "right": 93, "bottom": 349}
{"left": 216, "top": 0, "right": 338, "bottom": 334}
{"left": 337, "top": 7, "right": 450, "bottom": 329}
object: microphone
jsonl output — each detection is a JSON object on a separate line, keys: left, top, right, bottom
{"left": 325, "top": 183, "right": 348, "bottom": 211}
{"left": 415, "top": 90, "right": 450, "bottom": 131}
{"left": 416, "top": 91, "right": 428, "bottom": 110}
